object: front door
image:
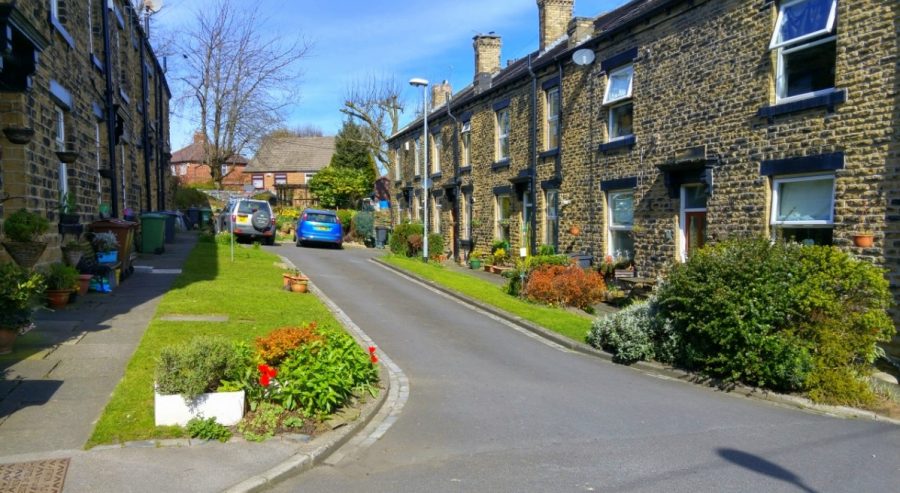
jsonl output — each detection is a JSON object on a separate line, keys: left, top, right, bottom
{"left": 680, "top": 185, "right": 708, "bottom": 260}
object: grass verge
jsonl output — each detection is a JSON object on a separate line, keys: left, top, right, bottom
{"left": 87, "top": 241, "right": 342, "bottom": 447}
{"left": 381, "top": 255, "right": 593, "bottom": 342}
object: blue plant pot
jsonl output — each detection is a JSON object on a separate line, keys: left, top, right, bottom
{"left": 97, "top": 251, "right": 118, "bottom": 263}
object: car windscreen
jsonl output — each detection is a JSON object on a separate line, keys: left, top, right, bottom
{"left": 306, "top": 213, "right": 337, "bottom": 224}
{"left": 237, "top": 202, "right": 267, "bottom": 214}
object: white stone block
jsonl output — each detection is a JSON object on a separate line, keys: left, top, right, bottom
{"left": 154, "top": 390, "right": 245, "bottom": 426}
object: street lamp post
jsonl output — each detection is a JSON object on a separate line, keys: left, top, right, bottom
{"left": 409, "top": 77, "right": 429, "bottom": 262}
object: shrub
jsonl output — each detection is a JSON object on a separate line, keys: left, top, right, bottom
{"left": 388, "top": 222, "right": 423, "bottom": 256}
{"left": 156, "top": 337, "right": 246, "bottom": 400}
{"left": 186, "top": 417, "right": 232, "bottom": 442}
{"left": 491, "top": 240, "right": 509, "bottom": 255}
{"left": 427, "top": 233, "right": 443, "bottom": 259}
{"left": 267, "top": 328, "right": 378, "bottom": 416}
{"left": 407, "top": 234, "right": 423, "bottom": 255}
{"left": 354, "top": 210, "right": 374, "bottom": 242}
{"left": 537, "top": 244, "right": 556, "bottom": 256}
{"left": 336, "top": 209, "right": 355, "bottom": 233}
{"left": 586, "top": 299, "right": 680, "bottom": 364}
{"left": 255, "top": 323, "right": 324, "bottom": 365}
{"left": 173, "top": 187, "right": 210, "bottom": 210}
{"left": 525, "top": 264, "right": 606, "bottom": 310}
{"left": 2, "top": 209, "right": 49, "bottom": 242}
{"left": 656, "top": 238, "right": 893, "bottom": 402}
{"left": 0, "top": 263, "right": 45, "bottom": 329}
{"left": 524, "top": 254, "right": 571, "bottom": 273}
{"left": 44, "top": 263, "right": 78, "bottom": 290}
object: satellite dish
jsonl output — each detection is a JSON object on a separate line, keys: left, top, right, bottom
{"left": 143, "top": 0, "right": 163, "bottom": 12}
{"left": 572, "top": 48, "right": 595, "bottom": 66}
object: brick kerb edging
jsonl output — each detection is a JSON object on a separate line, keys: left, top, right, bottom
{"left": 372, "top": 258, "right": 900, "bottom": 426}
{"left": 218, "top": 257, "right": 405, "bottom": 493}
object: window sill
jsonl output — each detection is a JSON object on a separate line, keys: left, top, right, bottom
{"left": 50, "top": 16, "right": 74, "bottom": 49}
{"left": 491, "top": 159, "right": 510, "bottom": 171}
{"left": 600, "top": 135, "right": 635, "bottom": 153}
{"left": 460, "top": 239, "right": 473, "bottom": 248}
{"left": 757, "top": 88, "right": 846, "bottom": 119}
{"left": 539, "top": 148, "right": 559, "bottom": 159}
{"left": 430, "top": 172, "right": 442, "bottom": 180}
{"left": 91, "top": 54, "right": 104, "bottom": 72}
{"left": 459, "top": 166, "right": 472, "bottom": 174}
{"left": 413, "top": 175, "right": 421, "bottom": 181}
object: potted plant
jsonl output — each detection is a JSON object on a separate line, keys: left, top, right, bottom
{"left": 1, "top": 209, "right": 50, "bottom": 269}
{"left": 77, "top": 273, "right": 93, "bottom": 296}
{"left": 154, "top": 337, "right": 247, "bottom": 426}
{"left": 92, "top": 232, "right": 119, "bottom": 263}
{"left": 44, "top": 262, "right": 78, "bottom": 309}
{"left": 61, "top": 239, "right": 86, "bottom": 267}
{"left": 469, "top": 248, "right": 484, "bottom": 270}
{"left": 282, "top": 268, "right": 305, "bottom": 289}
{"left": 852, "top": 225, "right": 874, "bottom": 248}
{"left": 0, "top": 263, "right": 45, "bottom": 354}
{"left": 289, "top": 273, "right": 310, "bottom": 293}
{"left": 58, "top": 192, "right": 79, "bottom": 225}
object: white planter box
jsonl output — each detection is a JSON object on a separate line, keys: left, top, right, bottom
{"left": 154, "top": 390, "right": 245, "bottom": 426}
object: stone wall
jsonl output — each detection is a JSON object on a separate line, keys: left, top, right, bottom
{"left": 0, "top": 0, "right": 171, "bottom": 265}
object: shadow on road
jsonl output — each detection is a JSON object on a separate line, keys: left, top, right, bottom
{"left": 717, "top": 448, "right": 818, "bottom": 493}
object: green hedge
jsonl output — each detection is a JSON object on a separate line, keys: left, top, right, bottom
{"left": 656, "top": 238, "right": 893, "bottom": 404}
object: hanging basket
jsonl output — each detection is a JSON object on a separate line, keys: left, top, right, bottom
{"left": 2, "top": 241, "right": 48, "bottom": 269}
{"left": 568, "top": 225, "right": 581, "bottom": 236}
{"left": 62, "top": 248, "right": 84, "bottom": 267}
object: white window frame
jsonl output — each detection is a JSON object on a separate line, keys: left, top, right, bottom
{"left": 252, "top": 174, "right": 264, "bottom": 189}
{"left": 431, "top": 133, "right": 441, "bottom": 174}
{"left": 770, "top": 174, "right": 835, "bottom": 226}
{"left": 607, "top": 190, "right": 634, "bottom": 258}
{"left": 394, "top": 150, "right": 401, "bottom": 180}
{"left": 769, "top": 0, "right": 837, "bottom": 50}
{"left": 545, "top": 86, "right": 560, "bottom": 150}
{"left": 770, "top": 0, "right": 838, "bottom": 103}
{"left": 521, "top": 191, "right": 533, "bottom": 251}
{"left": 432, "top": 195, "right": 440, "bottom": 234}
{"left": 304, "top": 172, "right": 316, "bottom": 183}
{"left": 54, "top": 107, "right": 66, "bottom": 151}
{"left": 607, "top": 102, "right": 634, "bottom": 142}
{"left": 496, "top": 108, "right": 510, "bottom": 161}
{"left": 461, "top": 121, "right": 471, "bottom": 167}
{"left": 603, "top": 64, "right": 634, "bottom": 105}
{"left": 414, "top": 137, "right": 421, "bottom": 176}
{"left": 544, "top": 189, "right": 559, "bottom": 248}
{"left": 775, "top": 35, "right": 837, "bottom": 103}
{"left": 221, "top": 164, "right": 229, "bottom": 178}
{"left": 495, "top": 193, "right": 511, "bottom": 241}
{"left": 274, "top": 173, "right": 287, "bottom": 185}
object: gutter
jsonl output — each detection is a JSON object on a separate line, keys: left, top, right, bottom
{"left": 101, "top": 0, "right": 119, "bottom": 217}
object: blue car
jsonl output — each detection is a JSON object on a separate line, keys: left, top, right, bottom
{"left": 295, "top": 209, "right": 343, "bottom": 248}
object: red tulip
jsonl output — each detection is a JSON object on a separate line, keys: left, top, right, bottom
{"left": 370, "top": 354, "right": 379, "bottom": 364}
{"left": 368, "top": 346, "right": 377, "bottom": 354}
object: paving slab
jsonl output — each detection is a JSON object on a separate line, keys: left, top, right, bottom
{"left": 46, "top": 358, "right": 128, "bottom": 379}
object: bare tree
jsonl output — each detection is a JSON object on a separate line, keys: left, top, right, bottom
{"left": 175, "top": 0, "right": 309, "bottom": 189}
{"left": 340, "top": 74, "right": 404, "bottom": 176}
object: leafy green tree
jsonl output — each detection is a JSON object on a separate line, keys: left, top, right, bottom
{"left": 330, "top": 120, "right": 377, "bottom": 185}
{"left": 307, "top": 166, "right": 369, "bottom": 209}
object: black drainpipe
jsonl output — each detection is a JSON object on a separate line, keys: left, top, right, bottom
{"left": 527, "top": 54, "right": 538, "bottom": 256}
{"left": 555, "top": 61, "right": 564, "bottom": 182}
{"left": 156, "top": 60, "right": 166, "bottom": 210}
{"left": 446, "top": 93, "right": 460, "bottom": 262}
{"left": 139, "top": 37, "right": 152, "bottom": 212}
{"left": 101, "top": 2, "right": 119, "bottom": 217}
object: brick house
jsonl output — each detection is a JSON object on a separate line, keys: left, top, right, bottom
{"left": 244, "top": 135, "right": 335, "bottom": 207}
{"left": 0, "top": 0, "right": 171, "bottom": 262}
{"left": 170, "top": 132, "right": 250, "bottom": 190}
{"left": 389, "top": 0, "right": 899, "bottom": 351}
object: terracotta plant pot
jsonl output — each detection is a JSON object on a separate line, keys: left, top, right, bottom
{"left": 46, "top": 289, "right": 71, "bottom": 309}
{"left": 290, "top": 280, "right": 308, "bottom": 293}
{"left": 568, "top": 225, "right": 581, "bottom": 236}
{"left": 77, "top": 274, "right": 92, "bottom": 296}
{"left": 0, "top": 328, "right": 18, "bottom": 355}
{"left": 852, "top": 234, "right": 874, "bottom": 248}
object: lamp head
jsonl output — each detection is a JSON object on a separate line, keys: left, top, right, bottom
{"left": 409, "top": 77, "right": 429, "bottom": 87}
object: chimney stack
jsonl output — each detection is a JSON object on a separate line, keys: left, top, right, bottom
{"left": 567, "top": 17, "right": 594, "bottom": 48}
{"left": 431, "top": 81, "right": 452, "bottom": 110}
{"left": 473, "top": 33, "right": 501, "bottom": 95}
{"left": 537, "top": 0, "right": 574, "bottom": 51}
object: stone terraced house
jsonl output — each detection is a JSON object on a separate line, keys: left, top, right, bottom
{"left": 0, "top": 0, "right": 171, "bottom": 262}
{"left": 389, "top": 0, "right": 900, "bottom": 354}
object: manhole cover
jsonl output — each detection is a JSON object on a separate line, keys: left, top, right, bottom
{"left": 0, "top": 458, "right": 70, "bottom": 493}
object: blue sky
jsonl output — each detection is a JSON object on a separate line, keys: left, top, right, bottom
{"left": 155, "top": 0, "right": 629, "bottom": 152}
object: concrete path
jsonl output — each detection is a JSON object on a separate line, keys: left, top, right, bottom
{"left": 271, "top": 245, "right": 900, "bottom": 493}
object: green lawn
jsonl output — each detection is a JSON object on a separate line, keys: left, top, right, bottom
{"left": 382, "top": 255, "right": 593, "bottom": 342}
{"left": 87, "top": 240, "right": 342, "bottom": 447}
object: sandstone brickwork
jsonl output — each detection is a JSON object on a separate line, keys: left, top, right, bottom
{"left": 0, "top": 0, "right": 171, "bottom": 265}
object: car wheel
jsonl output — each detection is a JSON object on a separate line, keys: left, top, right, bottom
{"left": 265, "top": 236, "right": 275, "bottom": 246}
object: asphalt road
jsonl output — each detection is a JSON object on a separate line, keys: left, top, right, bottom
{"left": 270, "top": 244, "right": 899, "bottom": 493}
